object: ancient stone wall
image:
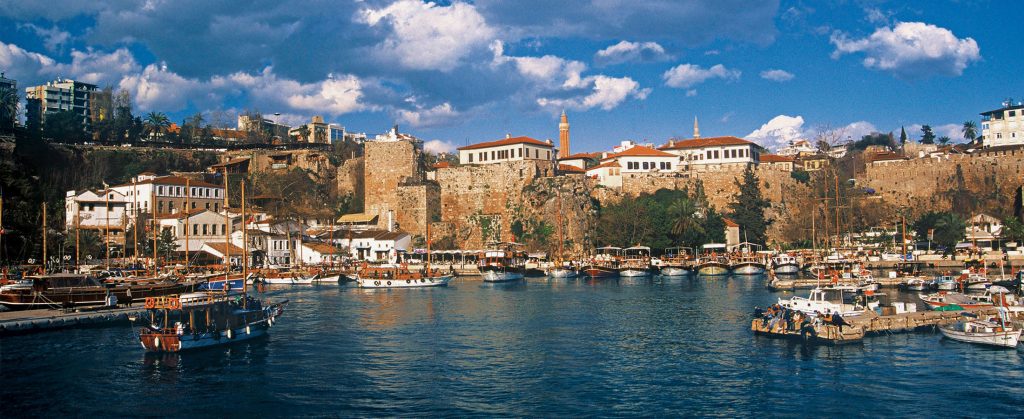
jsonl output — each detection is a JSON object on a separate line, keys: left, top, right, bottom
{"left": 336, "top": 157, "right": 364, "bottom": 199}
{"left": 363, "top": 140, "right": 434, "bottom": 237}
{"left": 619, "top": 166, "right": 804, "bottom": 209}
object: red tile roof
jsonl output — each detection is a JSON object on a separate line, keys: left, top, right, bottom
{"left": 759, "top": 154, "right": 794, "bottom": 163}
{"left": 723, "top": 218, "right": 739, "bottom": 228}
{"left": 302, "top": 242, "right": 342, "bottom": 254}
{"left": 457, "top": 136, "right": 553, "bottom": 151}
{"left": 202, "top": 242, "right": 249, "bottom": 256}
{"left": 604, "top": 145, "right": 677, "bottom": 159}
{"left": 659, "top": 136, "right": 756, "bottom": 150}
{"left": 432, "top": 161, "right": 452, "bottom": 169}
{"left": 559, "top": 152, "right": 601, "bottom": 160}
{"left": 113, "top": 175, "right": 221, "bottom": 189}
{"left": 587, "top": 160, "right": 621, "bottom": 171}
{"left": 558, "top": 164, "right": 586, "bottom": 173}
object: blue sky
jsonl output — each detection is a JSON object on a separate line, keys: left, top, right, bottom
{"left": 1, "top": 1, "right": 1020, "bottom": 154}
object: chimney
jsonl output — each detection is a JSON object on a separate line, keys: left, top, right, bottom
{"left": 387, "top": 210, "right": 394, "bottom": 232}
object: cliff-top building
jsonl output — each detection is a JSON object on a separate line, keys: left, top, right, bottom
{"left": 25, "top": 78, "right": 98, "bottom": 132}
{"left": 980, "top": 100, "right": 1024, "bottom": 148}
{"left": 457, "top": 135, "right": 555, "bottom": 165}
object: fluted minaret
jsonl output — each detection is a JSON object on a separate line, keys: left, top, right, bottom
{"left": 693, "top": 116, "right": 701, "bottom": 139}
{"left": 559, "top": 110, "right": 570, "bottom": 157}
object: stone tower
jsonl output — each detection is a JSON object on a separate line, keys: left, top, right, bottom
{"left": 693, "top": 116, "right": 701, "bottom": 139}
{"left": 559, "top": 110, "right": 570, "bottom": 157}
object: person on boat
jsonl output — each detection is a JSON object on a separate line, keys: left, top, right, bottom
{"left": 752, "top": 306, "right": 764, "bottom": 319}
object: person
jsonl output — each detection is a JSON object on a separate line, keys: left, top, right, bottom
{"left": 752, "top": 306, "right": 764, "bottom": 319}
{"left": 126, "top": 287, "right": 133, "bottom": 307}
{"left": 106, "top": 292, "right": 118, "bottom": 308}
{"left": 831, "top": 311, "right": 848, "bottom": 332}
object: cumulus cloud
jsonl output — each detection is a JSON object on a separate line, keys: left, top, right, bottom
{"left": 746, "top": 115, "right": 881, "bottom": 150}
{"left": 19, "top": 23, "right": 71, "bottom": 53}
{"left": 662, "top": 63, "right": 741, "bottom": 89}
{"left": 0, "top": 40, "right": 59, "bottom": 81}
{"left": 594, "top": 40, "right": 670, "bottom": 65}
{"left": 394, "top": 102, "right": 461, "bottom": 128}
{"left": 423, "top": 139, "right": 458, "bottom": 154}
{"left": 360, "top": 0, "right": 496, "bottom": 72}
{"left": 537, "top": 75, "right": 650, "bottom": 111}
{"left": 68, "top": 48, "right": 141, "bottom": 85}
{"left": 760, "top": 69, "right": 794, "bottom": 82}
{"left": 830, "top": 21, "right": 981, "bottom": 78}
{"left": 118, "top": 63, "right": 202, "bottom": 111}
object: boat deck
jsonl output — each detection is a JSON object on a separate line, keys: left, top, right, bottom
{"left": 752, "top": 306, "right": 1002, "bottom": 344}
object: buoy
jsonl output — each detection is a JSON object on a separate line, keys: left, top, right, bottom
{"left": 246, "top": 326, "right": 251, "bottom": 335}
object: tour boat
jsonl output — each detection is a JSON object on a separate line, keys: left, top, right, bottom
{"left": 771, "top": 253, "right": 801, "bottom": 275}
{"left": 696, "top": 244, "right": 730, "bottom": 276}
{"left": 659, "top": 247, "right": 693, "bottom": 277}
{"left": 778, "top": 285, "right": 880, "bottom": 316}
{"left": 547, "top": 263, "right": 578, "bottom": 279}
{"left": 901, "top": 278, "right": 929, "bottom": 291}
{"left": 729, "top": 242, "right": 767, "bottom": 275}
{"left": 254, "top": 269, "right": 315, "bottom": 285}
{"left": 583, "top": 246, "right": 622, "bottom": 278}
{"left": 135, "top": 292, "right": 286, "bottom": 352}
{"left": 918, "top": 291, "right": 992, "bottom": 310}
{"left": 479, "top": 246, "right": 527, "bottom": 282}
{"left": 938, "top": 309, "right": 1021, "bottom": 348}
{"left": 618, "top": 245, "right": 653, "bottom": 278}
{"left": 0, "top": 273, "right": 193, "bottom": 310}
{"left": 354, "top": 264, "right": 454, "bottom": 288}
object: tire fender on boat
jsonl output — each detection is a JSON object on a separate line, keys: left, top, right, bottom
{"left": 374, "top": 281, "right": 380, "bottom": 286}
{"left": 154, "top": 336, "right": 161, "bottom": 349}
{"left": 387, "top": 281, "right": 392, "bottom": 286}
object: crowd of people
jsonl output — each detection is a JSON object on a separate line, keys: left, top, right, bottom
{"left": 753, "top": 304, "right": 852, "bottom": 339}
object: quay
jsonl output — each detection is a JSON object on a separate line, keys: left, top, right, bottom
{"left": 751, "top": 306, "right": 1001, "bottom": 344}
{"left": 0, "top": 306, "right": 144, "bottom": 336}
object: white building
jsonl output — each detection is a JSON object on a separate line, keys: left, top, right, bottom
{"left": 97, "top": 173, "right": 226, "bottom": 224}
{"left": 658, "top": 136, "right": 761, "bottom": 171}
{"left": 458, "top": 135, "right": 555, "bottom": 165}
{"left": 585, "top": 160, "right": 622, "bottom": 188}
{"left": 585, "top": 145, "right": 678, "bottom": 188}
{"left": 156, "top": 209, "right": 235, "bottom": 253}
{"left": 25, "top": 78, "right": 98, "bottom": 131}
{"left": 323, "top": 229, "right": 411, "bottom": 262}
{"left": 298, "top": 242, "right": 344, "bottom": 265}
{"left": 776, "top": 139, "right": 817, "bottom": 156}
{"left": 980, "top": 101, "right": 1024, "bottom": 148}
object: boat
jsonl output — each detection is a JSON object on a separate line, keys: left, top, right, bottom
{"left": 696, "top": 244, "right": 730, "bottom": 276}
{"left": 729, "top": 242, "right": 767, "bottom": 275}
{"left": 778, "top": 285, "right": 880, "bottom": 316}
{"left": 479, "top": 243, "right": 526, "bottom": 283}
{"left": 0, "top": 273, "right": 193, "bottom": 310}
{"left": 135, "top": 291, "right": 286, "bottom": 352}
{"left": 771, "top": 253, "right": 800, "bottom": 275}
{"left": 255, "top": 268, "right": 315, "bottom": 285}
{"left": 618, "top": 245, "right": 653, "bottom": 277}
{"left": 938, "top": 309, "right": 1021, "bottom": 348}
{"left": 901, "top": 278, "right": 929, "bottom": 291}
{"left": 932, "top": 275, "right": 958, "bottom": 291}
{"left": 546, "top": 191, "right": 578, "bottom": 280}
{"left": 918, "top": 291, "right": 992, "bottom": 310}
{"left": 583, "top": 246, "right": 622, "bottom": 278}
{"left": 354, "top": 264, "right": 454, "bottom": 288}
{"left": 547, "top": 264, "right": 578, "bottom": 278}
{"left": 659, "top": 247, "right": 693, "bottom": 277}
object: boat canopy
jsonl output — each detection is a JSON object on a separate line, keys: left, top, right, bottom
{"left": 625, "top": 245, "right": 651, "bottom": 251}
{"left": 702, "top": 243, "right": 727, "bottom": 249}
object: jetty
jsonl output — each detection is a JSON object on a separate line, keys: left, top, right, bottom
{"left": 752, "top": 306, "right": 1001, "bottom": 344}
{"left": 0, "top": 306, "right": 144, "bottom": 336}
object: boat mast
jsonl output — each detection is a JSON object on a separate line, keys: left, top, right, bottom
{"left": 151, "top": 185, "right": 157, "bottom": 275}
{"left": 41, "top": 202, "right": 46, "bottom": 274}
{"left": 901, "top": 214, "right": 908, "bottom": 260}
{"left": 557, "top": 189, "right": 564, "bottom": 265}
{"left": 834, "top": 173, "right": 841, "bottom": 248}
{"left": 75, "top": 196, "right": 80, "bottom": 273}
{"left": 328, "top": 210, "right": 335, "bottom": 269}
{"left": 105, "top": 187, "right": 110, "bottom": 270}
{"left": 223, "top": 167, "right": 229, "bottom": 287}
{"left": 242, "top": 181, "right": 247, "bottom": 305}
{"left": 185, "top": 178, "right": 190, "bottom": 271}
{"left": 426, "top": 221, "right": 431, "bottom": 275}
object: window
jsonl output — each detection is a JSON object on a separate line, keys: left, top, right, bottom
{"left": 491, "top": 151, "right": 495, "bottom": 160}
{"left": 1010, "top": 111, "right": 1017, "bottom": 117}
{"left": 191, "top": 202, "right": 196, "bottom": 209}
{"left": 168, "top": 201, "right": 175, "bottom": 212}
{"left": 158, "top": 186, "right": 164, "bottom": 195}
{"left": 468, "top": 153, "right": 473, "bottom": 163}
{"left": 193, "top": 224, "right": 199, "bottom": 235}
{"left": 642, "top": 162, "right": 650, "bottom": 170}
{"left": 202, "top": 224, "right": 208, "bottom": 235}
{"left": 518, "top": 148, "right": 523, "bottom": 158}
{"left": 996, "top": 133, "right": 1002, "bottom": 139}
{"left": 222, "top": 224, "right": 227, "bottom": 234}
{"left": 546, "top": 151, "right": 550, "bottom": 160}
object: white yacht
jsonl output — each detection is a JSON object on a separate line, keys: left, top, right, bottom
{"left": 778, "top": 286, "right": 880, "bottom": 316}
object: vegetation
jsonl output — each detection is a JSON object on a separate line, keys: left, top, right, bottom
{"left": 595, "top": 185, "right": 724, "bottom": 250}
{"left": 0, "top": 85, "right": 17, "bottom": 133}
{"left": 727, "top": 168, "right": 771, "bottom": 245}
{"left": 920, "top": 125, "right": 936, "bottom": 144}
{"left": 912, "top": 211, "right": 965, "bottom": 254}
{"left": 851, "top": 132, "right": 896, "bottom": 151}
{"left": 790, "top": 169, "right": 810, "bottom": 184}
{"left": 962, "top": 121, "right": 977, "bottom": 143}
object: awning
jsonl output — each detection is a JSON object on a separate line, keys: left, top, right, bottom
{"left": 337, "top": 213, "right": 379, "bottom": 223}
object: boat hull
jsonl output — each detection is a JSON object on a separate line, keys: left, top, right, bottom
{"left": 697, "top": 263, "right": 730, "bottom": 276}
{"left": 356, "top": 275, "right": 452, "bottom": 288}
{"left": 481, "top": 271, "right": 525, "bottom": 282}
{"left": 660, "top": 266, "right": 690, "bottom": 277}
{"left": 939, "top": 324, "right": 1022, "bottom": 348}
{"left": 139, "top": 302, "right": 284, "bottom": 353}
{"left": 1, "top": 282, "right": 192, "bottom": 310}
{"left": 731, "top": 263, "right": 766, "bottom": 275}
{"left": 583, "top": 266, "right": 618, "bottom": 278}
{"left": 618, "top": 268, "right": 651, "bottom": 278}
{"left": 547, "top": 268, "right": 578, "bottom": 278}
{"left": 773, "top": 264, "right": 801, "bottom": 275}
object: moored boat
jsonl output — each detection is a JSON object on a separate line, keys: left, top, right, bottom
{"left": 479, "top": 243, "right": 527, "bottom": 283}
{"left": 696, "top": 244, "right": 730, "bottom": 276}
{"left": 0, "top": 273, "right": 193, "bottom": 310}
{"left": 771, "top": 253, "right": 800, "bottom": 275}
{"left": 583, "top": 246, "right": 622, "bottom": 278}
{"left": 135, "top": 292, "right": 286, "bottom": 352}
{"left": 918, "top": 291, "right": 992, "bottom": 310}
{"left": 659, "top": 247, "right": 693, "bottom": 277}
{"left": 938, "top": 309, "right": 1021, "bottom": 348}
{"left": 778, "top": 285, "right": 880, "bottom": 316}
{"left": 618, "top": 245, "right": 652, "bottom": 278}
{"left": 729, "top": 242, "right": 767, "bottom": 275}
{"left": 354, "top": 264, "right": 454, "bottom": 288}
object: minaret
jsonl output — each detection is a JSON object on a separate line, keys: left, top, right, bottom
{"left": 559, "top": 110, "right": 570, "bottom": 157}
{"left": 693, "top": 116, "right": 701, "bottom": 139}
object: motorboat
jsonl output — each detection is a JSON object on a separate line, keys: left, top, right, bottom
{"left": 938, "top": 309, "right": 1021, "bottom": 348}
{"left": 135, "top": 291, "right": 286, "bottom": 352}
{"left": 478, "top": 244, "right": 527, "bottom": 282}
{"left": 355, "top": 264, "right": 454, "bottom": 288}
{"left": 547, "top": 265, "right": 578, "bottom": 279}
{"left": 619, "top": 245, "right": 653, "bottom": 277}
{"left": 918, "top": 291, "right": 992, "bottom": 310}
{"left": 696, "top": 244, "right": 730, "bottom": 276}
{"left": 901, "top": 278, "right": 929, "bottom": 291}
{"left": 255, "top": 268, "right": 315, "bottom": 285}
{"left": 729, "top": 242, "right": 767, "bottom": 275}
{"left": 659, "top": 246, "right": 693, "bottom": 277}
{"left": 777, "top": 285, "right": 880, "bottom": 316}
{"left": 771, "top": 253, "right": 801, "bottom": 275}
{"left": 583, "top": 246, "right": 622, "bottom": 278}
{"left": 932, "top": 275, "right": 958, "bottom": 291}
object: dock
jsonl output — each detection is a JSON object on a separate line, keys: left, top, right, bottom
{"left": 0, "top": 306, "right": 144, "bottom": 336}
{"left": 768, "top": 277, "right": 906, "bottom": 291}
{"left": 751, "top": 306, "right": 1001, "bottom": 344}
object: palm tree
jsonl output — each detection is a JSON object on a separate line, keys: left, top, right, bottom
{"left": 144, "top": 111, "right": 171, "bottom": 140}
{"left": 295, "top": 125, "right": 310, "bottom": 143}
{"left": 938, "top": 136, "right": 951, "bottom": 145}
{"left": 668, "top": 197, "right": 704, "bottom": 244}
{"left": 962, "top": 120, "right": 977, "bottom": 143}
{"left": 0, "top": 86, "right": 17, "bottom": 133}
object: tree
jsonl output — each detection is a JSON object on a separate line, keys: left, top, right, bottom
{"left": 42, "top": 110, "right": 86, "bottom": 143}
{"left": 0, "top": 85, "right": 18, "bottom": 133}
{"left": 899, "top": 126, "right": 907, "bottom": 146}
{"left": 920, "top": 125, "right": 936, "bottom": 144}
{"left": 157, "top": 228, "right": 178, "bottom": 262}
{"left": 727, "top": 168, "right": 771, "bottom": 244}
{"left": 913, "top": 211, "right": 965, "bottom": 255}
{"left": 962, "top": 121, "right": 977, "bottom": 143}
{"left": 668, "top": 196, "right": 703, "bottom": 242}
{"left": 144, "top": 111, "right": 171, "bottom": 141}
{"left": 295, "top": 125, "right": 310, "bottom": 143}
{"left": 1001, "top": 216, "right": 1024, "bottom": 244}
{"left": 938, "top": 136, "right": 951, "bottom": 145}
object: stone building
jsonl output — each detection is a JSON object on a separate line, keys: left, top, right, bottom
{"left": 362, "top": 127, "right": 439, "bottom": 239}
{"left": 457, "top": 135, "right": 556, "bottom": 165}
{"left": 980, "top": 100, "right": 1024, "bottom": 148}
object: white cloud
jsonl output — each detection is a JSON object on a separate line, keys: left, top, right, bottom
{"left": 662, "top": 63, "right": 740, "bottom": 88}
{"left": 830, "top": 21, "right": 981, "bottom": 78}
{"left": 537, "top": 75, "right": 650, "bottom": 111}
{"left": 746, "top": 115, "right": 807, "bottom": 151}
{"left": 594, "top": 40, "right": 670, "bottom": 65}
{"left": 68, "top": 48, "right": 141, "bottom": 85}
{"left": 359, "top": 0, "right": 496, "bottom": 72}
{"left": 686, "top": 89, "right": 697, "bottom": 97}
{"left": 118, "top": 63, "right": 201, "bottom": 111}
{"left": 0, "top": 40, "right": 59, "bottom": 82}
{"left": 423, "top": 139, "right": 457, "bottom": 154}
{"left": 395, "top": 102, "right": 460, "bottom": 128}
{"left": 759, "top": 69, "right": 794, "bottom": 82}
{"left": 19, "top": 23, "right": 71, "bottom": 53}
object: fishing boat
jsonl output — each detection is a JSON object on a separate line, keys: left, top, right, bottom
{"left": 354, "top": 264, "right": 454, "bottom": 288}
{"left": 900, "top": 278, "right": 929, "bottom": 291}
{"left": 660, "top": 247, "right": 693, "bottom": 277}
{"left": 771, "top": 253, "right": 800, "bottom": 275}
{"left": 696, "top": 244, "right": 730, "bottom": 276}
{"left": 933, "top": 275, "right": 958, "bottom": 291}
{"left": 730, "top": 242, "right": 767, "bottom": 275}
{"left": 918, "top": 291, "right": 992, "bottom": 310}
{"left": 938, "top": 309, "right": 1021, "bottom": 348}
{"left": 619, "top": 245, "right": 653, "bottom": 277}
{"left": 255, "top": 268, "right": 315, "bottom": 285}
{"left": 583, "top": 246, "right": 622, "bottom": 278}
{"left": 479, "top": 244, "right": 527, "bottom": 282}
{"left": 0, "top": 273, "right": 193, "bottom": 310}
{"left": 778, "top": 285, "right": 880, "bottom": 316}
{"left": 135, "top": 292, "right": 286, "bottom": 352}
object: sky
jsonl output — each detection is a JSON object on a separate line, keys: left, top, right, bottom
{"left": 1, "top": 0, "right": 1021, "bottom": 154}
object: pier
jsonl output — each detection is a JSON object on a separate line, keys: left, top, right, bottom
{"left": 751, "top": 306, "right": 1001, "bottom": 344}
{"left": 0, "top": 306, "right": 144, "bottom": 336}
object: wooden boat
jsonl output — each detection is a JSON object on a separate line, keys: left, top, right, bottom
{"left": 479, "top": 245, "right": 527, "bottom": 283}
{"left": 659, "top": 247, "right": 693, "bottom": 277}
{"left": 135, "top": 292, "right": 286, "bottom": 352}
{"left": 583, "top": 246, "right": 621, "bottom": 278}
{"left": 547, "top": 264, "right": 578, "bottom": 278}
{"left": 729, "top": 242, "right": 767, "bottom": 275}
{"left": 918, "top": 291, "right": 992, "bottom": 310}
{"left": 618, "top": 245, "right": 652, "bottom": 277}
{"left": 354, "top": 264, "right": 454, "bottom": 288}
{"left": 771, "top": 253, "right": 801, "bottom": 275}
{"left": 255, "top": 268, "right": 314, "bottom": 285}
{"left": 938, "top": 310, "right": 1021, "bottom": 348}
{"left": 696, "top": 244, "right": 730, "bottom": 276}
{"left": 0, "top": 273, "right": 193, "bottom": 310}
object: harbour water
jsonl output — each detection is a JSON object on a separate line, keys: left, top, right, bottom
{"left": 3, "top": 275, "right": 1024, "bottom": 416}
